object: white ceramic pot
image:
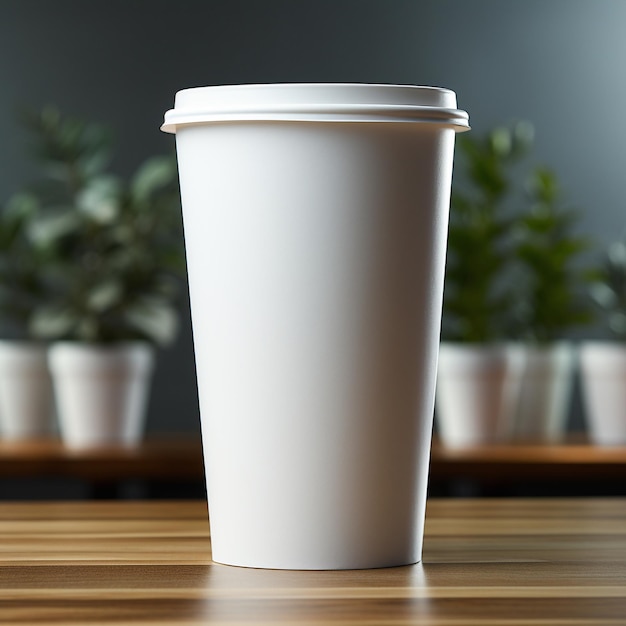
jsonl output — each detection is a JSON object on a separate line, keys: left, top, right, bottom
{"left": 579, "top": 341, "right": 626, "bottom": 445}
{"left": 0, "top": 341, "right": 55, "bottom": 439}
{"left": 513, "top": 342, "right": 576, "bottom": 442}
{"left": 48, "top": 342, "right": 154, "bottom": 448}
{"left": 435, "top": 343, "right": 526, "bottom": 446}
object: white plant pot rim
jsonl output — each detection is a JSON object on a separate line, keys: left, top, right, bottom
{"left": 48, "top": 341, "right": 155, "bottom": 376}
{"left": 579, "top": 340, "right": 626, "bottom": 349}
{"left": 49, "top": 340, "right": 153, "bottom": 351}
{"left": 0, "top": 341, "right": 52, "bottom": 376}
{"left": 579, "top": 341, "right": 626, "bottom": 374}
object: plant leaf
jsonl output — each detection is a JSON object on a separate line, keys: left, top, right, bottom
{"left": 86, "top": 280, "right": 124, "bottom": 313}
{"left": 76, "top": 175, "right": 121, "bottom": 223}
{"left": 125, "top": 299, "right": 179, "bottom": 346}
{"left": 29, "top": 306, "right": 77, "bottom": 339}
{"left": 26, "top": 209, "right": 82, "bottom": 246}
{"left": 130, "top": 156, "right": 177, "bottom": 205}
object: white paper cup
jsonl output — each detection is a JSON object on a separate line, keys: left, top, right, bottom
{"left": 163, "top": 83, "right": 468, "bottom": 569}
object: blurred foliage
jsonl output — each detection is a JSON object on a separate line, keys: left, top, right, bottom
{"left": 1, "top": 105, "right": 185, "bottom": 345}
{"left": 443, "top": 121, "right": 533, "bottom": 342}
{"left": 589, "top": 237, "right": 626, "bottom": 340}
{"left": 0, "top": 193, "right": 53, "bottom": 339}
{"left": 514, "top": 168, "right": 593, "bottom": 343}
{"left": 444, "top": 121, "right": 594, "bottom": 344}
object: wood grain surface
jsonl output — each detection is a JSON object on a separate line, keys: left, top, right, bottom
{"left": 0, "top": 498, "right": 625, "bottom": 624}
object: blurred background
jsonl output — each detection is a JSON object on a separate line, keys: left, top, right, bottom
{"left": 0, "top": 0, "right": 625, "bottom": 498}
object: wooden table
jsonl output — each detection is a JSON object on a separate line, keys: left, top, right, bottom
{"left": 1, "top": 498, "right": 625, "bottom": 624}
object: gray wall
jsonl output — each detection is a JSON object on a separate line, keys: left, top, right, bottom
{"left": 1, "top": 0, "right": 624, "bottom": 433}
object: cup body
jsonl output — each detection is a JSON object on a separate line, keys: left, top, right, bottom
{"left": 167, "top": 84, "right": 468, "bottom": 569}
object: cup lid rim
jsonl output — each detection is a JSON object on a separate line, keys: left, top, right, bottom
{"left": 161, "top": 83, "right": 470, "bottom": 133}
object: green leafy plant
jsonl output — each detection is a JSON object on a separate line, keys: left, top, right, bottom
{"left": 443, "top": 121, "right": 533, "bottom": 342}
{"left": 8, "top": 106, "right": 185, "bottom": 345}
{"left": 514, "top": 167, "right": 593, "bottom": 343}
{"left": 589, "top": 237, "right": 626, "bottom": 340}
{"left": 0, "top": 193, "right": 52, "bottom": 339}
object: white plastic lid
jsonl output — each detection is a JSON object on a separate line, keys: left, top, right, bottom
{"left": 161, "top": 83, "right": 469, "bottom": 133}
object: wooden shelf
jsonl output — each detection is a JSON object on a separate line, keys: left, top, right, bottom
{"left": 430, "top": 434, "right": 626, "bottom": 495}
{"left": 430, "top": 434, "right": 626, "bottom": 481}
{"left": 1, "top": 434, "right": 625, "bottom": 496}
{"left": 0, "top": 437, "right": 204, "bottom": 481}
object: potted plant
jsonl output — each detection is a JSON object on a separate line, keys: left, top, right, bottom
{"left": 513, "top": 167, "right": 592, "bottom": 441}
{"left": 18, "top": 106, "right": 185, "bottom": 448}
{"left": 436, "top": 122, "right": 532, "bottom": 446}
{"left": 580, "top": 237, "right": 626, "bottom": 445}
{"left": 0, "top": 194, "right": 55, "bottom": 439}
